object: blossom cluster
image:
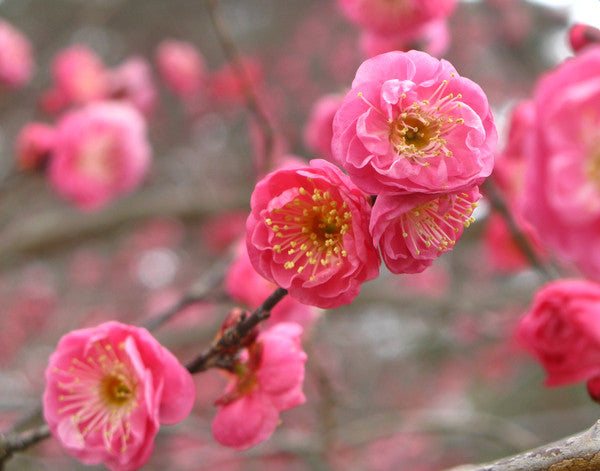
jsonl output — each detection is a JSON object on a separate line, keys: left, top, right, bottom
{"left": 247, "top": 50, "right": 496, "bottom": 309}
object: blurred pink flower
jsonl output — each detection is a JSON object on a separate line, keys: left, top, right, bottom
{"left": 212, "top": 323, "right": 307, "bottom": 450}
{"left": 155, "top": 39, "right": 206, "bottom": 98}
{"left": 48, "top": 45, "right": 110, "bottom": 110}
{"left": 360, "top": 19, "right": 450, "bottom": 58}
{"left": 370, "top": 187, "right": 480, "bottom": 274}
{"left": 521, "top": 46, "right": 600, "bottom": 279}
{"left": 516, "top": 279, "right": 600, "bottom": 387}
{"left": 43, "top": 321, "right": 195, "bottom": 471}
{"left": 332, "top": 51, "right": 497, "bottom": 195}
{"left": 210, "top": 57, "right": 263, "bottom": 105}
{"left": 337, "top": 0, "right": 456, "bottom": 36}
{"left": 108, "top": 57, "right": 157, "bottom": 118}
{"left": 569, "top": 23, "right": 600, "bottom": 53}
{"left": 48, "top": 101, "right": 151, "bottom": 211}
{"left": 15, "top": 122, "right": 56, "bottom": 172}
{"left": 226, "top": 241, "right": 319, "bottom": 328}
{"left": 303, "top": 93, "right": 344, "bottom": 161}
{"left": 0, "top": 19, "right": 33, "bottom": 89}
{"left": 246, "top": 159, "right": 380, "bottom": 309}
{"left": 200, "top": 210, "right": 249, "bottom": 254}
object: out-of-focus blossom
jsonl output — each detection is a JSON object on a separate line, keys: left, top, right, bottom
{"left": 212, "top": 323, "right": 307, "bottom": 450}
{"left": 360, "top": 19, "right": 450, "bottom": 58}
{"left": 226, "top": 241, "right": 320, "bottom": 328}
{"left": 337, "top": 0, "right": 456, "bottom": 36}
{"left": 48, "top": 101, "right": 151, "bottom": 211}
{"left": 521, "top": 46, "right": 600, "bottom": 279}
{"left": 516, "top": 279, "right": 600, "bottom": 387}
{"left": 332, "top": 51, "right": 497, "bottom": 195}
{"left": 43, "top": 321, "right": 195, "bottom": 471}
{"left": 155, "top": 39, "right": 206, "bottom": 98}
{"left": 210, "top": 57, "right": 263, "bottom": 105}
{"left": 569, "top": 23, "right": 600, "bottom": 54}
{"left": 200, "top": 210, "right": 249, "bottom": 254}
{"left": 370, "top": 188, "right": 480, "bottom": 274}
{"left": 15, "top": 122, "right": 56, "bottom": 172}
{"left": 108, "top": 57, "right": 157, "bottom": 118}
{"left": 246, "top": 159, "right": 380, "bottom": 309}
{"left": 0, "top": 19, "right": 33, "bottom": 89}
{"left": 303, "top": 93, "right": 344, "bottom": 161}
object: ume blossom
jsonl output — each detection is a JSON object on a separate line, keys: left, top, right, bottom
{"left": 43, "top": 321, "right": 195, "bottom": 471}
{"left": 246, "top": 159, "right": 380, "bottom": 309}
{"left": 332, "top": 50, "right": 497, "bottom": 195}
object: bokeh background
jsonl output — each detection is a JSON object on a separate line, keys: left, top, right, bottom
{"left": 0, "top": 0, "right": 596, "bottom": 469}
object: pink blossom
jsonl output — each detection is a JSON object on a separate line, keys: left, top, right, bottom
{"left": 48, "top": 45, "right": 110, "bottom": 110}
{"left": 521, "top": 46, "right": 600, "bottom": 279}
{"left": 212, "top": 323, "right": 307, "bottom": 450}
{"left": 210, "top": 57, "right": 263, "bottom": 105}
{"left": 303, "top": 93, "right": 344, "bottom": 161}
{"left": 337, "top": 0, "right": 456, "bottom": 36}
{"left": 155, "top": 39, "right": 206, "bottom": 98}
{"left": 43, "top": 321, "right": 195, "bottom": 470}
{"left": 569, "top": 23, "right": 600, "bottom": 53}
{"left": 246, "top": 159, "right": 380, "bottom": 309}
{"left": 15, "top": 122, "right": 56, "bottom": 172}
{"left": 370, "top": 187, "right": 480, "bottom": 273}
{"left": 0, "top": 19, "right": 33, "bottom": 89}
{"left": 48, "top": 101, "right": 151, "bottom": 211}
{"left": 226, "top": 241, "right": 319, "bottom": 328}
{"left": 108, "top": 57, "right": 157, "bottom": 118}
{"left": 516, "top": 279, "right": 600, "bottom": 386}
{"left": 332, "top": 51, "right": 497, "bottom": 195}
{"left": 360, "top": 19, "right": 450, "bottom": 58}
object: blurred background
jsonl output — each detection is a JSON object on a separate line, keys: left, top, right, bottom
{"left": 0, "top": 0, "right": 596, "bottom": 469}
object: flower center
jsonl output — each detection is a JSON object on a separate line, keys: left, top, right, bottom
{"left": 54, "top": 341, "right": 139, "bottom": 452}
{"left": 266, "top": 185, "right": 352, "bottom": 280}
{"left": 77, "top": 134, "right": 117, "bottom": 183}
{"left": 401, "top": 192, "right": 477, "bottom": 256}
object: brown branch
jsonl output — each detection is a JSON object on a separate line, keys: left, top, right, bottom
{"left": 204, "top": 0, "right": 277, "bottom": 177}
{"left": 0, "top": 423, "right": 50, "bottom": 470}
{"left": 186, "top": 287, "right": 288, "bottom": 373}
{"left": 482, "top": 178, "right": 558, "bottom": 280}
{"left": 445, "top": 419, "right": 600, "bottom": 471}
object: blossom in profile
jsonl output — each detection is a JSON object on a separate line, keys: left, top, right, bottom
{"left": 15, "top": 122, "right": 56, "bottom": 172}
{"left": 370, "top": 187, "right": 480, "bottom": 274}
{"left": 47, "top": 45, "right": 109, "bottom": 110}
{"left": 0, "top": 19, "right": 33, "bottom": 89}
{"left": 48, "top": 101, "right": 151, "bottom": 211}
{"left": 332, "top": 50, "right": 497, "bottom": 195}
{"left": 521, "top": 46, "right": 600, "bottom": 280}
{"left": 516, "top": 279, "right": 600, "bottom": 387}
{"left": 303, "top": 93, "right": 344, "bottom": 161}
{"left": 225, "top": 241, "right": 319, "bottom": 328}
{"left": 43, "top": 321, "right": 195, "bottom": 471}
{"left": 108, "top": 57, "right": 157, "bottom": 118}
{"left": 337, "top": 0, "right": 456, "bottom": 36}
{"left": 246, "top": 159, "right": 380, "bottom": 309}
{"left": 360, "top": 19, "right": 450, "bottom": 58}
{"left": 155, "top": 39, "right": 206, "bottom": 98}
{"left": 212, "top": 322, "right": 307, "bottom": 450}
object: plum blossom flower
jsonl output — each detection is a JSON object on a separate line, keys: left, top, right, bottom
{"left": 108, "top": 57, "right": 157, "bottom": 118}
{"left": 43, "top": 321, "right": 195, "bottom": 471}
{"left": 226, "top": 241, "right": 319, "bottom": 328}
{"left": 521, "top": 46, "right": 600, "bottom": 280}
{"left": 370, "top": 187, "right": 480, "bottom": 274}
{"left": 15, "top": 122, "right": 56, "bottom": 172}
{"left": 155, "top": 39, "right": 206, "bottom": 98}
{"left": 337, "top": 0, "right": 456, "bottom": 36}
{"left": 246, "top": 159, "right": 380, "bottom": 309}
{"left": 48, "top": 101, "right": 151, "bottom": 211}
{"left": 212, "top": 323, "right": 307, "bottom": 450}
{"left": 516, "top": 279, "right": 600, "bottom": 387}
{"left": 303, "top": 93, "right": 344, "bottom": 161}
{"left": 0, "top": 19, "right": 33, "bottom": 89}
{"left": 332, "top": 50, "right": 497, "bottom": 195}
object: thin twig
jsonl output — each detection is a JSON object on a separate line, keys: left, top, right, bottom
{"left": 482, "top": 178, "right": 557, "bottom": 280}
{"left": 0, "top": 423, "right": 50, "bottom": 470}
{"left": 186, "top": 287, "right": 288, "bottom": 373}
{"left": 204, "top": 0, "right": 276, "bottom": 177}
